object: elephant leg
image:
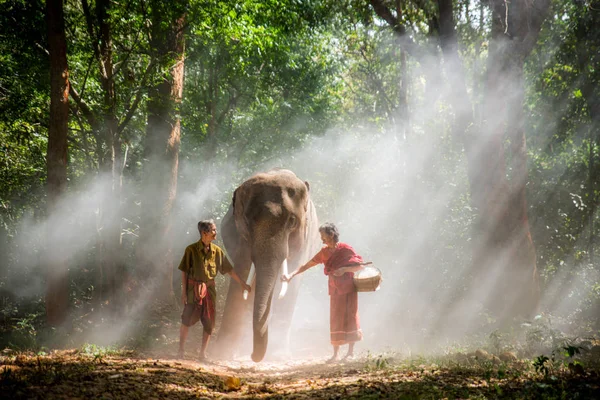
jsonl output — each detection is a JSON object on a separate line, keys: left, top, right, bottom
{"left": 215, "top": 244, "right": 252, "bottom": 359}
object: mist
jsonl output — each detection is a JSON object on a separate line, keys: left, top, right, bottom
{"left": 2, "top": 6, "right": 598, "bottom": 365}
{"left": 5, "top": 101, "right": 593, "bottom": 359}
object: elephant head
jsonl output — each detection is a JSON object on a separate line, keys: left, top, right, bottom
{"left": 217, "top": 169, "right": 319, "bottom": 362}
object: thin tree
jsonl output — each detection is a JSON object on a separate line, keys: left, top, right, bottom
{"left": 45, "top": 0, "right": 70, "bottom": 326}
{"left": 137, "top": 0, "right": 187, "bottom": 301}
{"left": 69, "top": 0, "right": 154, "bottom": 309}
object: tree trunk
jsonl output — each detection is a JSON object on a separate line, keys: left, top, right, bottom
{"left": 45, "top": 0, "right": 70, "bottom": 326}
{"left": 137, "top": 1, "right": 186, "bottom": 302}
{"left": 397, "top": 49, "right": 409, "bottom": 141}
{"left": 471, "top": 0, "right": 550, "bottom": 320}
{"left": 434, "top": 0, "right": 547, "bottom": 322}
{"left": 576, "top": 10, "right": 600, "bottom": 263}
{"left": 587, "top": 126, "right": 595, "bottom": 263}
{"left": 96, "top": 0, "right": 122, "bottom": 310}
{"left": 79, "top": 0, "right": 123, "bottom": 309}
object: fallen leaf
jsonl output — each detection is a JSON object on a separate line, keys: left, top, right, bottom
{"left": 224, "top": 375, "right": 241, "bottom": 391}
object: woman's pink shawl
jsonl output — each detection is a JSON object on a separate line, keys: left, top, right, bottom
{"left": 324, "top": 243, "right": 363, "bottom": 295}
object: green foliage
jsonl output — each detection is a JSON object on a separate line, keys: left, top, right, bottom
{"left": 0, "top": 1, "right": 49, "bottom": 230}
{"left": 80, "top": 343, "right": 121, "bottom": 362}
{"left": 521, "top": 315, "right": 567, "bottom": 356}
{"left": 525, "top": 0, "right": 600, "bottom": 320}
{"left": 5, "top": 312, "right": 43, "bottom": 350}
{"left": 181, "top": 0, "right": 346, "bottom": 170}
{"left": 531, "top": 341, "right": 587, "bottom": 378}
{"left": 1, "top": 0, "right": 600, "bottom": 351}
{"left": 563, "top": 343, "right": 581, "bottom": 358}
{"left": 488, "top": 330, "right": 506, "bottom": 354}
{"left": 533, "top": 354, "right": 550, "bottom": 376}
{"left": 364, "top": 352, "right": 391, "bottom": 371}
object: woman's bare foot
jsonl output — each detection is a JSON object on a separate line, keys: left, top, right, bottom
{"left": 325, "top": 356, "right": 339, "bottom": 364}
{"left": 342, "top": 353, "right": 355, "bottom": 361}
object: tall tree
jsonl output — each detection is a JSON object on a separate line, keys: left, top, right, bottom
{"left": 94, "top": 0, "right": 121, "bottom": 308}
{"left": 369, "top": 0, "right": 549, "bottom": 320}
{"left": 474, "top": 0, "right": 550, "bottom": 319}
{"left": 574, "top": 0, "right": 600, "bottom": 263}
{"left": 432, "top": 0, "right": 549, "bottom": 320}
{"left": 66, "top": 0, "right": 155, "bottom": 309}
{"left": 137, "top": 0, "right": 187, "bottom": 301}
{"left": 71, "top": 0, "right": 123, "bottom": 309}
{"left": 45, "top": 0, "right": 70, "bottom": 326}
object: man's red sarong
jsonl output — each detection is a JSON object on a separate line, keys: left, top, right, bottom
{"left": 181, "top": 279, "right": 216, "bottom": 333}
{"left": 312, "top": 243, "right": 364, "bottom": 345}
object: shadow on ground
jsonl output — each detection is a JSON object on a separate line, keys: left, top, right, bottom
{"left": 1, "top": 350, "right": 599, "bottom": 399}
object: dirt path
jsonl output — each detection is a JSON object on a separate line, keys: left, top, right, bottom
{"left": 2, "top": 349, "right": 599, "bottom": 399}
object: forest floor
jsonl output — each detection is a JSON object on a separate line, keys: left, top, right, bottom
{"left": 1, "top": 346, "right": 600, "bottom": 399}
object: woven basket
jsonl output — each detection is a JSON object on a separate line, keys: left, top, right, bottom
{"left": 353, "top": 266, "right": 382, "bottom": 292}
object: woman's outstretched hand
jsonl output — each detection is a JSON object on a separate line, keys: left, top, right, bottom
{"left": 241, "top": 281, "right": 252, "bottom": 292}
{"left": 281, "top": 273, "right": 292, "bottom": 282}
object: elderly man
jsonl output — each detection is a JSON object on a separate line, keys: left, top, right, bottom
{"left": 178, "top": 219, "right": 251, "bottom": 360}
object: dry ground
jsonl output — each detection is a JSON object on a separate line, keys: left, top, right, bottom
{"left": 1, "top": 348, "right": 600, "bottom": 399}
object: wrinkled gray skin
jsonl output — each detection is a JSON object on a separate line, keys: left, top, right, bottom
{"left": 215, "top": 170, "right": 319, "bottom": 362}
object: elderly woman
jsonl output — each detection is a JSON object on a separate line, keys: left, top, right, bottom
{"left": 283, "top": 222, "right": 365, "bottom": 362}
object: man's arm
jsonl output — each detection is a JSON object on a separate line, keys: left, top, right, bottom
{"left": 228, "top": 269, "right": 251, "bottom": 292}
{"left": 220, "top": 252, "right": 251, "bottom": 292}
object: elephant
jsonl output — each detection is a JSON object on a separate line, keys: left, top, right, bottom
{"left": 215, "top": 169, "right": 320, "bottom": 362}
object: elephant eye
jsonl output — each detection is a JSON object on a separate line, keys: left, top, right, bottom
{"left": 289, "top": 215, "right": 298, "bottom": 229}
{"left": 287, "top": 188, "right": 296, "bottom": 198}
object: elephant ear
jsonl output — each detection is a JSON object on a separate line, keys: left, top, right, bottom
{"left": 303, "top": 181, "right": 311, "bottom": 212}
{"left": 233, "top": 186, "right": 251, "bottom": 242}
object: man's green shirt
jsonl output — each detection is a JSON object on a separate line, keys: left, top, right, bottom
{"left": 178, "top": 241, "right": 233, "bottom": 304}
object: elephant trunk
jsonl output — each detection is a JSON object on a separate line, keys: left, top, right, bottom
{"left": 251, "top": 268, "right": 274, "bottom": 362}
{"left": 251, "top": 240, "right": 288, "bottom": 362}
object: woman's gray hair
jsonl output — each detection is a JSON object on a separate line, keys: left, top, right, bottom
{"left": 319, "top": 222, "right": 339, "bottom": 242}
{"left": 198, "top": 219, "right": 216, "bottom": 234}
